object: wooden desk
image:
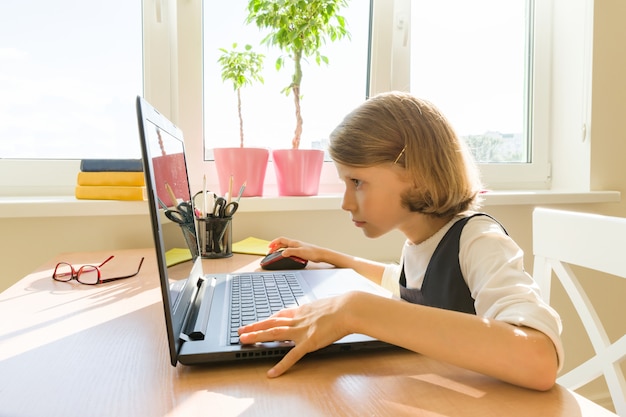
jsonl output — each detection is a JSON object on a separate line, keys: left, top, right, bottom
{"left": 0, "top": 248, "right": 616, "bottom": 417}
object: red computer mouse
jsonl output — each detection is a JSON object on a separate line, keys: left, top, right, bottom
{"left": 260, "top": 251, "right": 308, "bottom": 270}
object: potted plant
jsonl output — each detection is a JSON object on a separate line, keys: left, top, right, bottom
{"left": 246, "top": 0, "right": 350, "bottom": 196}
{"left": 213, "top": 43, "right": 269, "bottom": 197}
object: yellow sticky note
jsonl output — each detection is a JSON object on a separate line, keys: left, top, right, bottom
{"left": 165, "top": 248, "right": 193, "bottom": 267}
{"left": 232, "top": 237, "right": 271, "bottom": 256}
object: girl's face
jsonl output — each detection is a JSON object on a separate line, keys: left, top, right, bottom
{"left": 335, "top": 162, "right": 413, "bottom": 239}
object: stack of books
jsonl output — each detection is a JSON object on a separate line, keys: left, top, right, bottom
{"left": 75, "top": 159, "right": 146, "bottom": 201}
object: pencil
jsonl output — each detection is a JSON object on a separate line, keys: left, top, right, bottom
{"left": 236, "top": 181, "right": 247, "bottom": 203}
{"left": 165, "top": 183, "right": 177, "bottom": 207}
{"left": 227, "top": 175, "right": 233, "bottom": 204}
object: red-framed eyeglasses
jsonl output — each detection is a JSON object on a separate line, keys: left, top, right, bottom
{"left": 52, "top": 255, "right": 144, "bottom": 285}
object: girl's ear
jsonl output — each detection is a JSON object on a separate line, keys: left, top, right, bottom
{"left": 390, "top": 163, "right": 412, "bottom": 184}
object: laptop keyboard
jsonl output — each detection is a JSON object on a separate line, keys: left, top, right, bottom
{"left": 229, "top": 272, "right": 306, "bottom": 345}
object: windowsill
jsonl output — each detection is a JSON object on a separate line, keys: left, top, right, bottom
{"left": 0, "top": 190, "right": 620, "bottom": 218}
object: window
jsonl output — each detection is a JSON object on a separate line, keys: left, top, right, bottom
{"left": 202, "top": 1, "right": 371, "bottom": 154}
{"left": 0, "top": 1, "right": 143, "bottom": 159}
{"left": 3, "top": 0, "right": 593, "bottom": 196}
{"left": 369, "top": 0, "right": 551, "bottom": 189}
{"left": 201, "top": 1, "right": 530, "bottom": 162}
{"left": 198, "top": 0, "right": 550, "bottom": 191}
{"left": 410, "top": 0, "right": 529, "bottom": 164}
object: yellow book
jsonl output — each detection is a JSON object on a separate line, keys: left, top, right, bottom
{"left": 75, "top": 185, "right": 147, "bottom": 201}
{"left": 77, "top": 171, "right": 145, "bottom": 186}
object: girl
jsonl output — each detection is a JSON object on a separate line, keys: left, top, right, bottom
{"left": 238, "top": 92, "right": 563, "bottom": 391}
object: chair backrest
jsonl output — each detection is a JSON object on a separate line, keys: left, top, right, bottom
{"left": 533, "top": 207, "right": 626, "bottom": 416}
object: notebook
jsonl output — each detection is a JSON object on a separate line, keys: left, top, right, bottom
{"left": 135, "top": 96, "right": 394, "bottom": 366}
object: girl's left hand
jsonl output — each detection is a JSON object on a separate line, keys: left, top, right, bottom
{"left": 237, "top": 293, "right": 355, "bottom": 377}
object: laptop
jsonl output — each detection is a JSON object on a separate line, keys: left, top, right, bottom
{"left": 135, "top": 96, "right": 393, "bottom": 366}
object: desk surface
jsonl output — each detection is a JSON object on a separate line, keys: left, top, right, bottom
{"left": 0, "top": 248, "right": 616, "bottom": 417}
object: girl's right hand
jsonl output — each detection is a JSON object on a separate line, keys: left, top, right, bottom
{"left": 267, "top": 237, "right": 327, "bottom": 263}
{"left": 238, "top": 291, "right": 360, "bottom": 377}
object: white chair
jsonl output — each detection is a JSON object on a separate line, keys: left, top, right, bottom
{"left": 533, "top": 207, "right": 626, "bottom": 416}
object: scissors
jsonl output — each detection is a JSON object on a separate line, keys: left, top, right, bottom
{"left": 212, "top": 197, "right": 238, "bottom": 218}
{"left": 165, "top": 202, "right": 196, "bottom": 233}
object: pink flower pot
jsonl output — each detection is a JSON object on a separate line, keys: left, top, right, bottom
{"left": 272, "top": 149, "right": 325, "bottom": 196}
{"left": 213, "top": 147, "right": 269, "bottom": 197}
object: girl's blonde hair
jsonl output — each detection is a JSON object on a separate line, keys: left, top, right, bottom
{"left": 329, "top": 91, "right": 482, "bottom": 217}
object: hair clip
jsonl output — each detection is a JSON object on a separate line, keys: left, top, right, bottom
{"left": 393, "top": 146, "right": 406, "bottom": 164}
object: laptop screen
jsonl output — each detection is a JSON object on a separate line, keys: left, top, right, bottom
{"left": 136, "top": 96, "right": 201, "bottom": 364}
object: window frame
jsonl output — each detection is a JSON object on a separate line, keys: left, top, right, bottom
{"left": 174, "top": 0, "right": 554, "bottom": 195}
{"left": 0, "top": 0, "right": 592, "bottom": 198}
{"left": 368, "top": 0, "right": 552, "bottom": 190}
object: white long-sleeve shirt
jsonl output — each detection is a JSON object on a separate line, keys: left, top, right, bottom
{"left": 380, "top": 213, "right": 564, "bottom": 368}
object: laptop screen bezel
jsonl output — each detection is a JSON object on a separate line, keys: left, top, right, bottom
{"left": 136, "top": 96, "right": 202, "bottom": 366}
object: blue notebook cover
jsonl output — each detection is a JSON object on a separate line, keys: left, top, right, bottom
{"left": 80, "top": 159, "right": 143, "bottom": 172}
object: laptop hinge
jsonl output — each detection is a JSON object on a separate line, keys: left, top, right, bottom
{"left": 180, "top": 276, "right": 215, "bottom": 341}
